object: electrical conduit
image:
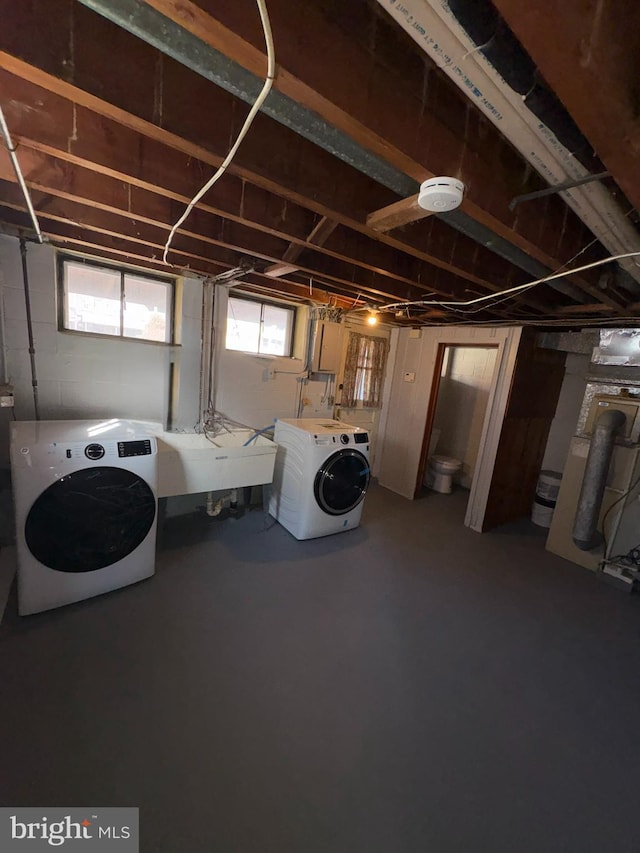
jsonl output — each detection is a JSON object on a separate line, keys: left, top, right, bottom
{"left": 19, "top": 238, "right": 40, "bottom": 421}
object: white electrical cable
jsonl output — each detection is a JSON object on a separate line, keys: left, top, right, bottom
{"left": 162, "top": 0, "right": 275, "bottom": 265}
{"left": 375, "top": 252, "right": 640, "bottom": 314}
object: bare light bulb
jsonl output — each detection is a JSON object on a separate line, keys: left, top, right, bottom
{"left": 367, "top": 313, "right": 378, "bottom": 326}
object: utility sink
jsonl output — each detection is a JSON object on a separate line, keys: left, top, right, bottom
{"left": 145, "top": 425, "right": 277, "bottom": 497}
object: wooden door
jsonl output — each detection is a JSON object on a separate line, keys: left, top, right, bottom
{"left": 482, "top": 328, "right": 567, "bottom": 530}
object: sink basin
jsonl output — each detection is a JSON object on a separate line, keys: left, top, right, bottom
{"left": 144, "top": 425, "right": 277, "bottom": 497}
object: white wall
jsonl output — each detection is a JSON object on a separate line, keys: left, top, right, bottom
{"left": 212, "top": 286, "right": 334, "bottom": 430}
{"left": 541, "top": 352, "right": 590, "bottom": 474}
{"left": 433, "top": 346, "right": 498, "bottom": 488}
{"left": 0, "top": 235, "right": 202, "bottom": 454}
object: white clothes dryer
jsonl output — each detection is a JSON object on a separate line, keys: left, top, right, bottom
{"left": 11, "top": 419, "right": 158, "bottom": 615}
{"left": 269, "top": 418, "right": 371, "bottom": 540}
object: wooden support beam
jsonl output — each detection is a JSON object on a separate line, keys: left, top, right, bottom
{"left": 0, "top": 11, "right": 618, "bottom": 310}
{"left": 128, "top": 0, "right": 619, "bottom": 306}
{"left": 367, "top": 195, "right": 432, "bottom": 233}
{"left": 0, "top": 140, "right": 453, "bottom": 305}
{"left": 0, "top": 206, "right": 356, "bottom": 308}
{"left": 0, "top": 63, "right": 495, "bottom": 300}
{"left": 556, "top": 302, "right": 616, "bottom": 316}
{"left": 0, "top": 67, "right": 540, "bottom": 306}
{"left": 265, "top": 216, "right": 337, "bottom": 278}
{"left": 0, "top": 184, "right": 442, "bottom": 305}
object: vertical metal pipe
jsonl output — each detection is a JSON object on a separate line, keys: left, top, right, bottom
{"left": 573, "top": 409, "right": 626, "bottom": 550}
{"left": 0, "top": 105, "right": 43, "bottom": 243}
{"left": 19, "top": 238, "right": 40, "bottom": 421}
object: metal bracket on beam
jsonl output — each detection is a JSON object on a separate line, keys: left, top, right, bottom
{"left": 509, "top": 171, "right": 611, "bottom": 210}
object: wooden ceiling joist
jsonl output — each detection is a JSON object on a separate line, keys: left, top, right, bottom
{"left": 265, "top": 217, "right": 338, "bottom": 278}
{"left": 0, "top": 0, "right": 634, "bottom": 324}
{"left": 73, "top": 0, "right": 624, "bottom": 308}
{"left": 0, "top": 7, "right": 619, "bottom": 309}
{"left": 0, "top": 69, "right": 562, "bottom": 313}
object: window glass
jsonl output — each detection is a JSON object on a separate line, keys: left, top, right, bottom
{"left": 60, "top": 258, "right": 174, "bottom": 344}
{"left": 123, "top": 275, "right": 171, "bottom": 342}
{"left": 226, "top": 297, "right": 262, "bottom": 352}
{"left": 226, "top": 296, "right": 294, "bottom": 356}
{"left": 261, "top": 303, "right": 292, "bottom": 355}
{"left": 65, "top": 262, "right": 121, "bottom": 336}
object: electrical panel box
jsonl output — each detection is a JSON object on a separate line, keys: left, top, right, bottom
{"left": 311, "top": 321, "right": 344, "bottom": 374}
{"left": 584, "top": 394, "right": 640, "bottom": 443}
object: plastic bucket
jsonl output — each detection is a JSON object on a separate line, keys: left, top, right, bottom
{"left": 531, "top": 470, "right": 562, "bottom": 528}
{"left": 536, "top": 470, "right": 562, "bottom": 502}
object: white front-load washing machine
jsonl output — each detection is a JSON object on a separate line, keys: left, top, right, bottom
{"left": 269, "top": 418, "right": 371, "bottom": 540}
{"left": 11, "top": 419, "right": 158, "bottom": 615}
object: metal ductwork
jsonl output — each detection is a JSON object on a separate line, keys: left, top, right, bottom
{"left": 572, "top": 409, "right": 626, "bottom": 551}
{"left": 377, "top": 0, "right": 640, "bottom": 287}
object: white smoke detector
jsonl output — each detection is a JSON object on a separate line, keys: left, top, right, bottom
{"left": 417, "top": 177, "right": 465, "bottom": 212}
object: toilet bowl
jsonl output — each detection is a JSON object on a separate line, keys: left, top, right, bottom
{"left": 427, "top": 454, "right": 462, "bottom": 494}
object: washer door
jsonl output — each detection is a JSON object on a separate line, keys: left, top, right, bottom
{"left": 314, "top": 448, "right": 370, "bottom": 516}
{"left": 25, "top": 467, "right": 156, "bottom": 573}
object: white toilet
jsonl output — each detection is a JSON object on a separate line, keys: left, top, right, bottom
{"left": 428, "top": 455, "right": 462, "bottom": 493}
{"left": 423, "top": 428, "right": 462, "bottom": 494}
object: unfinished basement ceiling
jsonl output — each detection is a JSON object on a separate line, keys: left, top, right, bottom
{"left": 0, "top": 0, "right": 639, "bottom": 326}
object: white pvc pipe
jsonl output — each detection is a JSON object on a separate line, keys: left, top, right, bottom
{"left": 376, "top": 0, "right": 640, "bottom": 283}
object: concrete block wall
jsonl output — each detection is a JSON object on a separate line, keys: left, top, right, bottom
{"left": 0, "top": 236, "right": 202, "bottom": 463}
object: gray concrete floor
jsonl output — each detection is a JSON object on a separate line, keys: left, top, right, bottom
{"left": 1, "top": 485, "right": 640, "bottom": 852}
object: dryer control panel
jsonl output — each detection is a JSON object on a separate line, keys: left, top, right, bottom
{"left": 118, "top": 439, "right": 153, "bottom": 457}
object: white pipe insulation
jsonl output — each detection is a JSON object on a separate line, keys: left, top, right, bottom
{"left": 376, "top": 0, "right": 640, "bottom": 284}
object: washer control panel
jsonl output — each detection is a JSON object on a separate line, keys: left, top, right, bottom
{"left": 313, "top": 431, "right": 370, "bottom": 447}
{"left": 118, "top": 439, "right": 153, "bottom": 457}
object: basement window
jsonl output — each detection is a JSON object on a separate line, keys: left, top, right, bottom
{"left": 342, "top": 332, "right": 389, "bottom": 408}
{"left": 226, "top": 295, "right": 295, "bottom": 356}
{"left": 58, "top": 256, "right": 174, "bottom": 344}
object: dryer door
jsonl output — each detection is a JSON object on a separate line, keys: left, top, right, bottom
{"left": 25, "top": 467, "right": 156, "bottom": 572}
{"left": 314, "top": 448, "right": 370, "bottom": 516}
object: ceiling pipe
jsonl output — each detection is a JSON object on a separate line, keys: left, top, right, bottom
{"left": 509, "top": 172, "right": 611, "bottom": 210}
{"left": 0, "top": 104, "right": 43, "bottom": 244}
{"left": 376, "top": 0, "right": 640, "bottom": 286}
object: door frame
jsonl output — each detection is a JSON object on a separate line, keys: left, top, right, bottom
{"left": 415, "top": 343, "right": 500, "bottom": 497}
{"left": 377, "top": 326, "right": 522, "bottom": 532}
